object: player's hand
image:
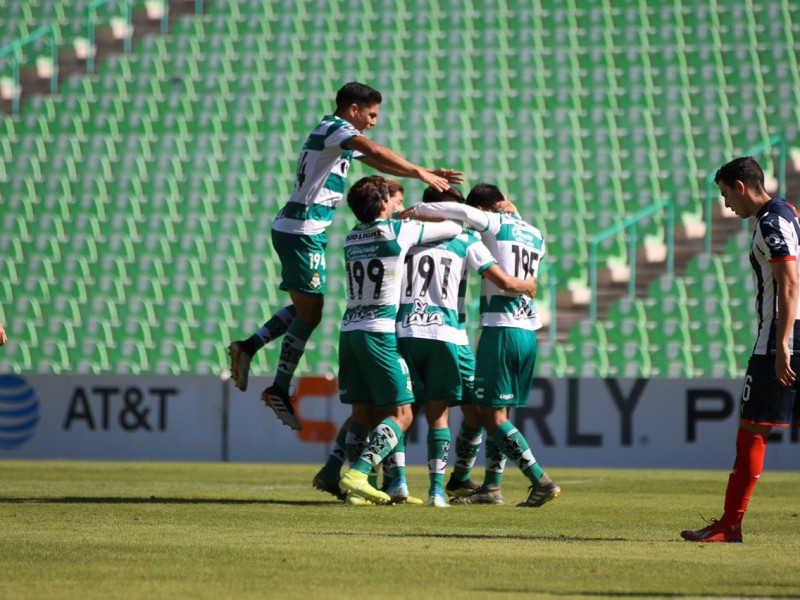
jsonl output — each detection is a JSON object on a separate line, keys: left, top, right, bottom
{"left": 775, "top": 346, "right": 796, "bottom": 387}
{"left": 0, "top": 323, "right": 7, "bottom": 347}
{"left": 523, "top": 277, "right": 537, "bottom": 298}
{"left": 430, "top": 168, "right": 464, "bottom": 185}
{"left": 420, "top": 171, "right": 450, "bottom": 192}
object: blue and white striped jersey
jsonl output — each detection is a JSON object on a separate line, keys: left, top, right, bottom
{"left": 750, "top": 198, "right": 800, "bottom": 355}
{"left": 272, "top": 115, "right": 362, "bottom": 236}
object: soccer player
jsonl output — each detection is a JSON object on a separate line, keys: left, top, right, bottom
{"left": 681, "top": 157, "right": 800, "bottom": 543}
{"left": 336, "top": 176, "right": 464, "bottom": 505}
{"left": 396, "top": 185, "right": 538, "bottom": 507}
{"left": 226, "top": 82, "right": 462, "bottom": 430}
{"left": 401, "top": 183, "right": 561, "bottom": 508}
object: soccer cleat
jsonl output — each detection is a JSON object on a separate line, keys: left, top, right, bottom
{"left": 339, "top": 469, "right": 391, "bottom": 505}
{"left": 450, "top": 485, "right": 505, "bottom": 505}
{"left": 345, "top": 492, "right": 374, "bottom": 506}
{"left": 312, "top": 468, "right": 346, "bottom": 502}
{"left": 680, "top": 519, "right": 743, "bottom": 543}
{"left": 384, "top": 478, "right": 424, "bottom": 505}
{"left": 227, "top": 341, "right": 252, "bottom": 391}
{"left": 445, "top": 475, "right": 480, "bottom": 498}
{"left": 427, "top": 489, "right": 450, "bottom": 508}
{"left": 517, "top": 474, "right": 561, "bottom": 507}
{"left": 261, "top": 384, "right": 302, "bottom": 431}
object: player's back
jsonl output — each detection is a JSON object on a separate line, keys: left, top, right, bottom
{"left": 478, "top": 212, "right": 545, "bottom": 330}
{"left": 341, "top": 219, "right": 424, "bottom": 333}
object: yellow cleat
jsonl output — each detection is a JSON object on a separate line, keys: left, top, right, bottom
{"left": 339, "top": 469, "right": 391, "bottom": 505}
{"left": 345, "top": 492, "right": 374, "bottom": 506}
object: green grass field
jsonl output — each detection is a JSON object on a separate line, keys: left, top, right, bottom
{"left": 1, "top": 461, "right": 798, "bottom": 599}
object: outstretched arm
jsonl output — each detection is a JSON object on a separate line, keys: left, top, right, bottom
{"left": 0, "top": 322, "right": 7, "bottom": 347}
{"left": 482, "top": 265, "right": 537, "bottom": 297}
{"left": 400, "top": 201, "right": 493, "bottom": 232}
{"left": 346, "top": 136, "right": 461, "bottom": 192}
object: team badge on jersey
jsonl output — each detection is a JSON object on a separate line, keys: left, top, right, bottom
{"left": 401, "top": 299, "right": 444, "bottom": 328}
{"left": 309, "top": 271, "right": 322, "bottom": 290}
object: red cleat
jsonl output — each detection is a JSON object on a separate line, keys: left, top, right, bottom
{"left": 680, "top": 518, "right": 743, "bottom": 543}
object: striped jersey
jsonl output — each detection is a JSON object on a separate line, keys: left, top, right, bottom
{"left": 396, "top": 229, "right": 496, "bottom": 344}
{"left": 272, "top": 115, "right": 362, "bottom": 236}
{"left": 341, "top": 219, "right": 464, "bottom": 333}
{"left": 749, "top": 198, "right": 800, "bottom": 355}
{"left": 412, "top": 202, "right": 545, "bottom": 330}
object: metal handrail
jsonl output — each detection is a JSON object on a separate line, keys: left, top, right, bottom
{"left": 703, "top": 134, "right": 787, "bottom": 252}
{"left": 87, "top": 0, "right": 133, "bottom": 74}
{"left": 588, "top": 199, "right": 675, "bottom": 320}
{"left": 0, "top": 26, "right": 58, "bottom": 115}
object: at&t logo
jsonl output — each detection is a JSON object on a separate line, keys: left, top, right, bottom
{"left": 0, "top": 374, "right": 40, "bottom": 449}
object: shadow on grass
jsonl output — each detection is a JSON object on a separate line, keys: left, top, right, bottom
{"left": 316, "top": 530, "right": 632, "bottom": 543}
{"left": 0, "top": 497, "right": 334, "bottom": 506}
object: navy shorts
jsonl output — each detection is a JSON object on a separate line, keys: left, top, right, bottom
{"left": 741, "top": 354, "right": 800, "bottom": 427}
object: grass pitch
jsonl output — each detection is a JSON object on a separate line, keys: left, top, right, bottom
{"left": 1, "top": 461, "right": 799, "bottom": 599}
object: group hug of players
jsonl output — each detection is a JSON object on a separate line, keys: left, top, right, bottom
{"left": 225, "top": 82, "right": 560, "bottom": 508}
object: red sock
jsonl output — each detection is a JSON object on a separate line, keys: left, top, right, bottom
{"left": 721, "top": 427, "right": 767, "bottom": 527}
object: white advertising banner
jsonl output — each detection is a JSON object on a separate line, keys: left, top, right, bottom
{"left": 0, "top": 374, "right": 224, "bottom": 461}
{"left": 2, "top": 374, "right": 798, "bottom": 470}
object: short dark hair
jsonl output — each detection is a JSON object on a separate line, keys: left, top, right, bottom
{"left": 386, "top": 178, "right": 404, "bottom": 198}
{"left": 422, "top": 185, "right": 464, "bottom": 204}
{"left": 348, "top": 175, "right": 388, "bottom": 223}
{"left": 335, "top": 82, "right": 382, "bottom": 112}
{"left": 466, "top": 183, "right": 504, "bottom": 209}
{"left": 714, "top": 157, "right": 765, "bottom": 193}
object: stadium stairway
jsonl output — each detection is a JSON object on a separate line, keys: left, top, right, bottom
{"left": 0, "top": 0, "right": 201, "bottom": 116}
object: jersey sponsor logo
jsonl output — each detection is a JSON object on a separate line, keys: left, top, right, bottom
{"left": 345, "top": 244, "right": 380, "bottom": 260}
{"left": 343, "top": 306, "right": 377, "bottom": 326}
{"left": 346, "top": 230, "right": 383, "bottom": 242}
{"left": 765, "top": 232, "right": 786, "bottom": 249}
{"left": 511, "top": 225, "right": 537, "bottom": 246}
{"left": 499, "top": 393, "right": 515, "bottom": 400}
{"left": 401, "top": 299, "right": 444, "bottom": 328}
{"left": 512, "top": 299, "right": 537, "bottom": 320}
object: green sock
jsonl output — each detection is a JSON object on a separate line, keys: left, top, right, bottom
{"left": 353, "top": 419, "right": 403, "bottom": 475}
{"left": 483, "top": 435, "right": 507, "bottom": 487}
{"left": 368, "top": 466, "right": 379, "bottom": 488}
{"left": 274, "top": 318, "right": 315, "bottom": 391}
{"left": 346, "top": 422, "right": 370, "bottom": 466}
{"left": 388, "top": 433, "right": 407, "bottom": 481}
{"left": 493, "top": 421, "right": 544, "bottom": 484}
{"left": 452, "top": 423, "right": 483, "bottom": 482}
{"left": 250, "top": 305, "right": 297, "bottom": 352}
{"left": 321, "top": 420, "right": 349, "bottom": 478}
{"left": 427, "top": 427, "right": 450, "bottom": 494}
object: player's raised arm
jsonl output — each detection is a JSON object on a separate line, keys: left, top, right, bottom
{"left": 345, "top": 136, "right": 459, "bottom": 192}
{"left": 0, "top": 322, "right": 7, "bottom": 347}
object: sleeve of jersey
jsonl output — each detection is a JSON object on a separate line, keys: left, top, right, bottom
{"left": 417, "top": 220, "right": 464, "bottom": 244}
{"left": 413, "top": 202, "right": 496, "bottom": 233}
{"left": 466, "top": 239, "right": 497, "bottom": 274}
{"left": 760, "top": 216, "right": 798, "bottom": 262}
{"left": 326, "top": 122, "right": 362, "bottom": 149}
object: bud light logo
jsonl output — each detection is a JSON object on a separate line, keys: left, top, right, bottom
{"left": 0, "top": 375, "right": 40, "bottom": 450}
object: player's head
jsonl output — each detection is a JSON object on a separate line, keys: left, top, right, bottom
{"left": 715, "top": 157, "right": 768, "bottom": 218}
{"left": 335, "top": 82, "right": 382, "bottom": 132}
{"left": 348, "top": 175, "right": 390, "bottom": 223}
{"left": 423, "top": 185, "right": 464, "bottom": 204}
{"left": 466, "top": 183, "right": 505, "bottom": 210}
{"left": 715, "top": 157, "right": 766, "bottom": 194}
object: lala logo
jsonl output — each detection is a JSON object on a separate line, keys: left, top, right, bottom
{"left": 402, "top": 299, "right": 444, "bottom": 327}
{"left": 512, "top": 298, "right": 536, "bottom": 320}
{"left": 343, "top": 306, "right": 377, "bottom": 326}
